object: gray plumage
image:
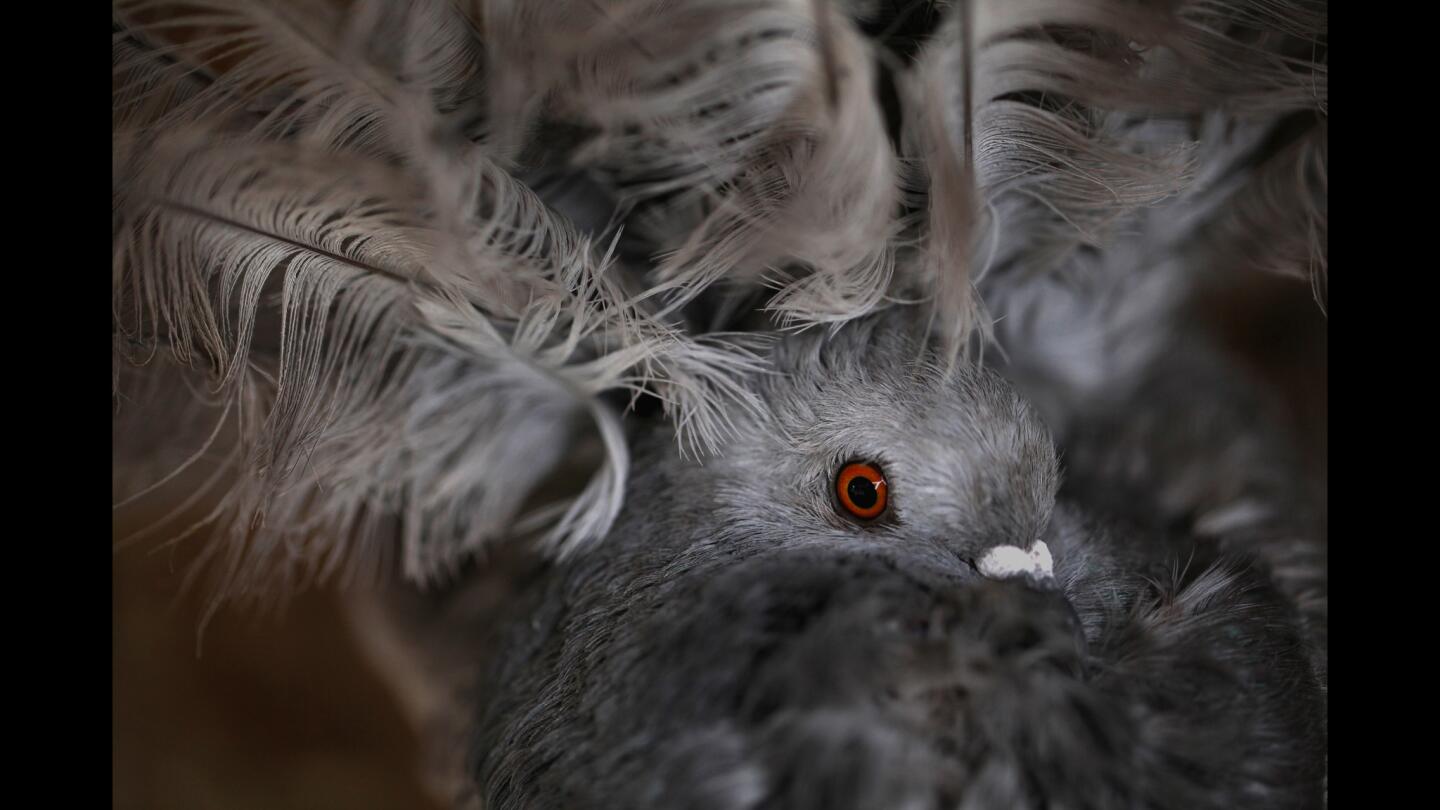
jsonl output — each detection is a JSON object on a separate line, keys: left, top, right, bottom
{"left": 465, "top": 309, "right": 1324, "bottom": 810}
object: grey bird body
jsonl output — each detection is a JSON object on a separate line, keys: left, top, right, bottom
{"left": 468, "top": 311, "right": 1325, "bottom": 810}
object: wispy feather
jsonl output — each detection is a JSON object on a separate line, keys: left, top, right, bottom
{"left": 113, "top": 1, "right": 767, "bottom": 603}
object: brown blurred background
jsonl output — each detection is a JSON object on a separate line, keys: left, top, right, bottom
{"left": 112, "top": 513, "right": 446, "bottom": 810}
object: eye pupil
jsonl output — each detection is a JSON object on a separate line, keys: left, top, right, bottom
{"left": 847, "top": 477, "right": 877, "bottom": 509}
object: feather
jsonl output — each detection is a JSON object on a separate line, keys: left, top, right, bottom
{"left": 640, "top": 3, "right": 905, "bottom": 332}
{"left": 112, "top": 3, "right": 767, "bottom": 604}
{"left": 905, "top": 1, "right": 988, "bottom": 368}
{"left": 113, "top": 0, "right": 485, "bottom": 155}
{"left": 969, "top": 0, "right": 1327, "bottom": 380}
{"left": 480, "top": 0, "right": 818, "bottom": 188}
{"left": 474, "top": 1, "right": 911, "bottom": 335}
{"left": 966, "top": 0, "right": 1326, "bottom": 283}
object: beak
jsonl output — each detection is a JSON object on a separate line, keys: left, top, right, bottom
{"left": 976, "top": 541, "right": 1055, "bottom": 585}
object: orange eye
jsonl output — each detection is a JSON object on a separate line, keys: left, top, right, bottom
{"left": 835, "top": 461, "right": 888, "bottom": 520}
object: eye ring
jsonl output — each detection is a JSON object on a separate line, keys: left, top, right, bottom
{"left": 835, "top": 461, "right": 888, "bottom": 520}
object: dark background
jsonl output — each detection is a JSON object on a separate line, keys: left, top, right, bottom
{"left": 112, "top": 511, "right": 446, "bottom": 810}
